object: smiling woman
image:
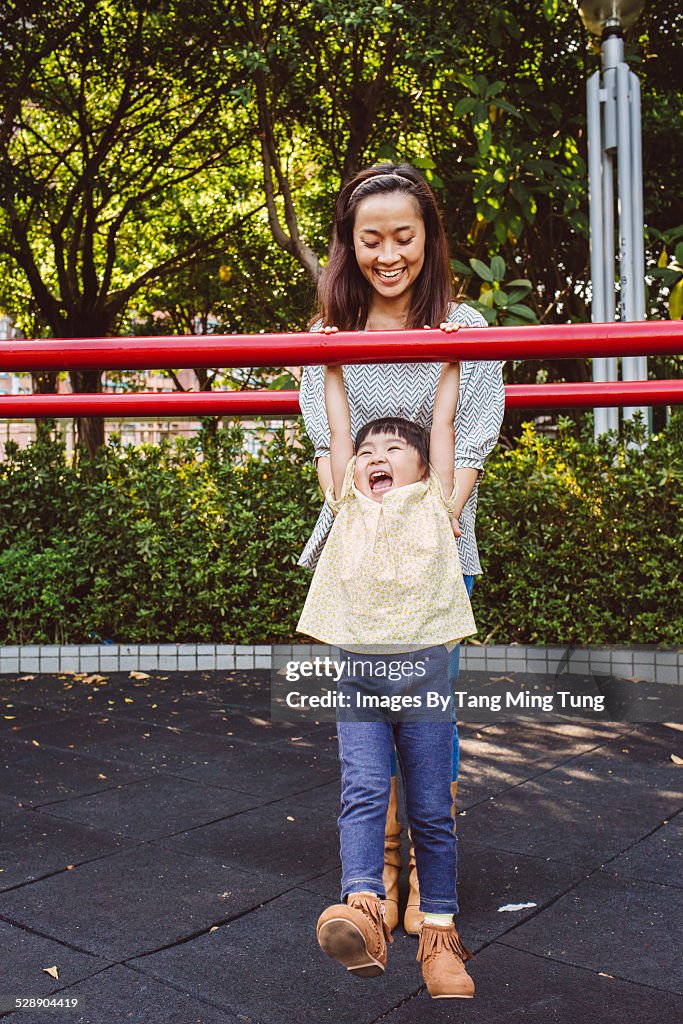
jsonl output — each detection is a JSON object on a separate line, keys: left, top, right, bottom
{"left": 297, "top": 162, "right": 505, "bottom": 943}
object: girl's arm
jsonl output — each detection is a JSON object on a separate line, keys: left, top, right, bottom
{"left": 430, "top": 362, "right": 460, "bottom": 498}
{"left": 324, "top": 365, "right": 354, "bottom": 500}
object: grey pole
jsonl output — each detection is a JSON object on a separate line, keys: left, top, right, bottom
{"left": 581, "top": 3, "right": 648, "bottom": 439}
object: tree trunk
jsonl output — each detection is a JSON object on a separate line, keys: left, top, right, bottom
{"left": 70, "top": 368, "right": 104, "bottom": 456}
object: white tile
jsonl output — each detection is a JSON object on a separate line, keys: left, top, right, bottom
{"left": 235, "top": 655, "right": 254, "bottom": 669}
{"left": 216, "top": 656, "right": 236, "bottom": 670}
{"left": 255, "top": 656, "right": 271, "bottom": 669}
{"left": 178, "top": 645, "right": 197, "bottom": 656}
{"left": 100, "top": 658, "right": 120, "bottom": 672}
{"left": 119, "top": 656, "right": 140, "bottom": 671}
{"left": 40, "top": 659, "right": 60, "bottom": 674}
{"left": 158, "top": 656, "right": 179, "bottom": 670}
{"left": 158, "top": 644, "right": 178, "bottom": 655}
{"left": 0, "top": 646, "right": 20, "bottom": 658}
{"left": 197, "top": 656, "right": 217, "bottom": 670}
{"left": 216, "top": 644, "right": 235, "bottom": 655}
{"left": 80, "top": 658, "right": 100, "bottom": 672}
{"left": 178, "top": 656, "right": 197, "bottom": 670}
{"left": 139, "top": 645, "right": 159, "bottom": 656}
{"left": 0, "top": 659, "right": 20, "bottom": 674}
{"left": 235, "top": 645, "right": 253, "bottom": 654}
{"left": 59, "top": 657, "right": 81, "bottom": 672}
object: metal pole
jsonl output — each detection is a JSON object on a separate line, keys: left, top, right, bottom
{"left": 587, "top": 70, "right": 611, "bottom": 438}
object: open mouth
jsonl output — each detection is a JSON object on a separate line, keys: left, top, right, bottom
{"left": 374, "top": 267, "right": 406, "bottom": 281}
{"left": 369, "top": 470, "right": 393, "bottom": 493}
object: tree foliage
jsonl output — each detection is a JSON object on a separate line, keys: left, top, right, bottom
{"left": 0, "top": 0, "right": 681, "bottom": 450}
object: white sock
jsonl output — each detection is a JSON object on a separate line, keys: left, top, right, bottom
{"left": 424, "top": 912, "right": 453, "bottom": 926}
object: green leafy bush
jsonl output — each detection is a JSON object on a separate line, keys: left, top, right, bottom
{"left": 0, "top": 415, "right": 681, "bottom": 645}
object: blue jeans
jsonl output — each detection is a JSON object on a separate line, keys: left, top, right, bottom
{"left": 390, "top": 574, "right": 475, "bottom": 782}
{"left": 336, "top": 646, "right": 459, "bottom": 913}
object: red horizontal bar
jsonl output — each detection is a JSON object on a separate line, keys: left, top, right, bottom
{"left": 0, "top": 381, "right": 680, "bottom": 418}
{"left": 0, "top": 321, "right": 681, "bottom": 371}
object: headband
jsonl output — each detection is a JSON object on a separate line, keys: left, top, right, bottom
{"left": 347, "top": 172, "right": 416, "bottom": 203}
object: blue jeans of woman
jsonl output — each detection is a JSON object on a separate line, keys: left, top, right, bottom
{"left": 336, "top": 645, "right": 459, "bottom": 914}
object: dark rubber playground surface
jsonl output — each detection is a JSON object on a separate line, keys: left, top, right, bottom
{"left": 0, "top": 669, "right": 681, "bottom": 1023}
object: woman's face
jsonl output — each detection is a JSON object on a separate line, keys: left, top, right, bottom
{"left": 352, "top": 192, "right": 426, "bottom": 306}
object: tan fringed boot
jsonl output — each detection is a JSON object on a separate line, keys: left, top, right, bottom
{"left": 317, "top": 892, "right": 394, "bottom": 977}
{"left": 404, "top": 780, "right": 459, "bottom": 934}
{"left": 382, "top": 776, "right": 402, "bottom": 932}
{"left": 417, "top": 920, "right": 474, "bottom": 999}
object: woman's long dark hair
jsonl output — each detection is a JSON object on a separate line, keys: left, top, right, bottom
{"left": 315, "top": 163, "right": 454, "bottom": 331}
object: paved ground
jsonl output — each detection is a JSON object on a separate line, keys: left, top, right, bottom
{"left": 0, "top": 669, "right": 681, "bottom": 1023}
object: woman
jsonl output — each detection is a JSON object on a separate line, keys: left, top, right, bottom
{"left": 298, "top": 162, "right": 504, "bottom": 935}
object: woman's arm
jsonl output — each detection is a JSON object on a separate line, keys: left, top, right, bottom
{"left": 324, "top": 366, "right": 354, "bottom": 500}
{"left": 430, "top": 362, "right": 460, "bottom": 498}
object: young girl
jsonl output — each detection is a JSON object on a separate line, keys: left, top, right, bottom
{"left": 297, "top": 361, "right": 476, "bottom": 999}
{"left": 298, "top": 163, "right": 504, "bottom": 935}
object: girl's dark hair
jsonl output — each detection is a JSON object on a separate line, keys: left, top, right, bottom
{"left": 315, "top": 163, "right": 454, "bottom": 331}
{"left": 354, "top": 416, "right": 430, "bottom": 472}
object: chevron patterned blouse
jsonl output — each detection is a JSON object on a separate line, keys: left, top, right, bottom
{"left": 298, "top": 302, "right": 505, "bottom": 574}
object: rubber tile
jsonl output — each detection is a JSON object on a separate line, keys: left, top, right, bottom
{"left": 456, "top": 840, "right": 587, "bottom": 947}
{"left": 455, "top": 753, "right": 548, "bottom": 809}
{"left": 0, "top": 807, "right": 134, "bottom": 891}
{"left": 174, "top": 738, "right": 339, "bottom": 800}
{"left": 0, "top": 745, "right": 149, "bottom": 807}
{"left": 459, "top": 786, "right": 666, "bottom": 868}
{"left": 0, "top": 843, "right": 289, "bottom": 960}
{"left": 0, "top": 674, "right": 101, "bottom": 709}
{"left": 459, "top": 728, "right": 607, "bottom": 771}
{"left": 596, "top": 723, "right": 683, "bottom": 764}
{"left": 106, "top": 700, "right": 306, "bottom": 745}
{"left": 131, "top": 887, "right": 425, "bottom": 1024}
{"left": 10, "top": 711, "right": 248, "bottom": 771}
{"left": 0, "top": 702, "right": 79, "bottom": 734}
{"left": 516, "top": 747, "right": 683, "bottom": 815}
{"left": 0, "top": 918, "right": 108, "bottom": 1004}
{"left": 163, "top": 797, "right": 340, "bottom": 884}
{"left": 603, "top": 813, "right": 683, "bottom": 888}
{"left": 501, "top": 870, "right": 683, "bottom": 995}
{"left": 37, "top": 774, "right": 262, "bottom": 842}
{"left": 379, "top": 942, "right": 683, "bottom": 1024}
{"left": 2, "top": 964, "right": 245, "bottom": 1024}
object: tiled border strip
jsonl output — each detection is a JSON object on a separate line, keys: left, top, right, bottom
{"left": 0, "top": 644, "right": 680, "bottom": 685}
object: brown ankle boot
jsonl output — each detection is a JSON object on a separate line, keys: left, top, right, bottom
{"left": 382, "top": 776, "right": 401, "bottom": 932}
{"left": 317, "top": 893, "right": 394, "bottom": 977}
{"left": 417, "top": 920, "right": 474, "bottom": 999}
{"left": 404, "top": 780, "right": 459, "bottom": 935}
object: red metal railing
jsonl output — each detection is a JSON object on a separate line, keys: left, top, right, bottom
{"left": 0, "top": 321, "right": 681, "bottom": 415}
{"left": 0, "top": 321, "right": 681, "bottom": 371}
{"left": 0, "top": 380, "right": 681, "bottom": 417}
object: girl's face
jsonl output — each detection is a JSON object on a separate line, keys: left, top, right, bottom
{"left": 352, "top": 192, "right": 426, "bottom": 306}
{"left": 354, "top": 431, "right": 426, "bottom": 503}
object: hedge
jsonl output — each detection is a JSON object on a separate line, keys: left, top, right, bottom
{"left": 0, "top": 414, "right": 681, "bottom": 645}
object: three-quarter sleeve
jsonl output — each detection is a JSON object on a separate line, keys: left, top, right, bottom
{"left": 299, "top": 364, "right": 330, "bottom": 463}
{"left": 455, "top": 359, "right": 505, "bottom": 473}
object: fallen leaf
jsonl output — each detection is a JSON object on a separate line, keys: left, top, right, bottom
{"left": 497, "top": 902, "right": 537, "bottom": 913}
{"left": 130, "top": 671, "right": 150, "bottom": 680}
{"left": 209, "top": 926, "right": 219, "bottom": 932}
{"left": 17, "top": 675, "right": 35, "bottom": 681}
{"left": 598, "top": 972, "right": 614, "bottom": 979}
{"left": 671, "top": 754, "right": 683, "bottom": 765}
{"left": 286, "top": 816, "right": 295, "bottom": 822}
{"left": 3, "top": 716, "right": 16, "bottom": 720}
{"left": 491, "top": 675, "right": 513, "bottom": 684}
{"left": 124, "top": 698, "right": 135, "bottom": 704}
{"left": 66, "top": 865, "right": 74, "bottom": 870}
{"left": 83, "top": 674, "right": 106, "bottom": 685}
{"left": 43, "top": 966, "right": 59, "bottom": 980}
{"left": 97, "top": 774, "right": 108, "bottom": 780}
{"left": 31, "top": 740, "right": 40, "bottom": 747}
